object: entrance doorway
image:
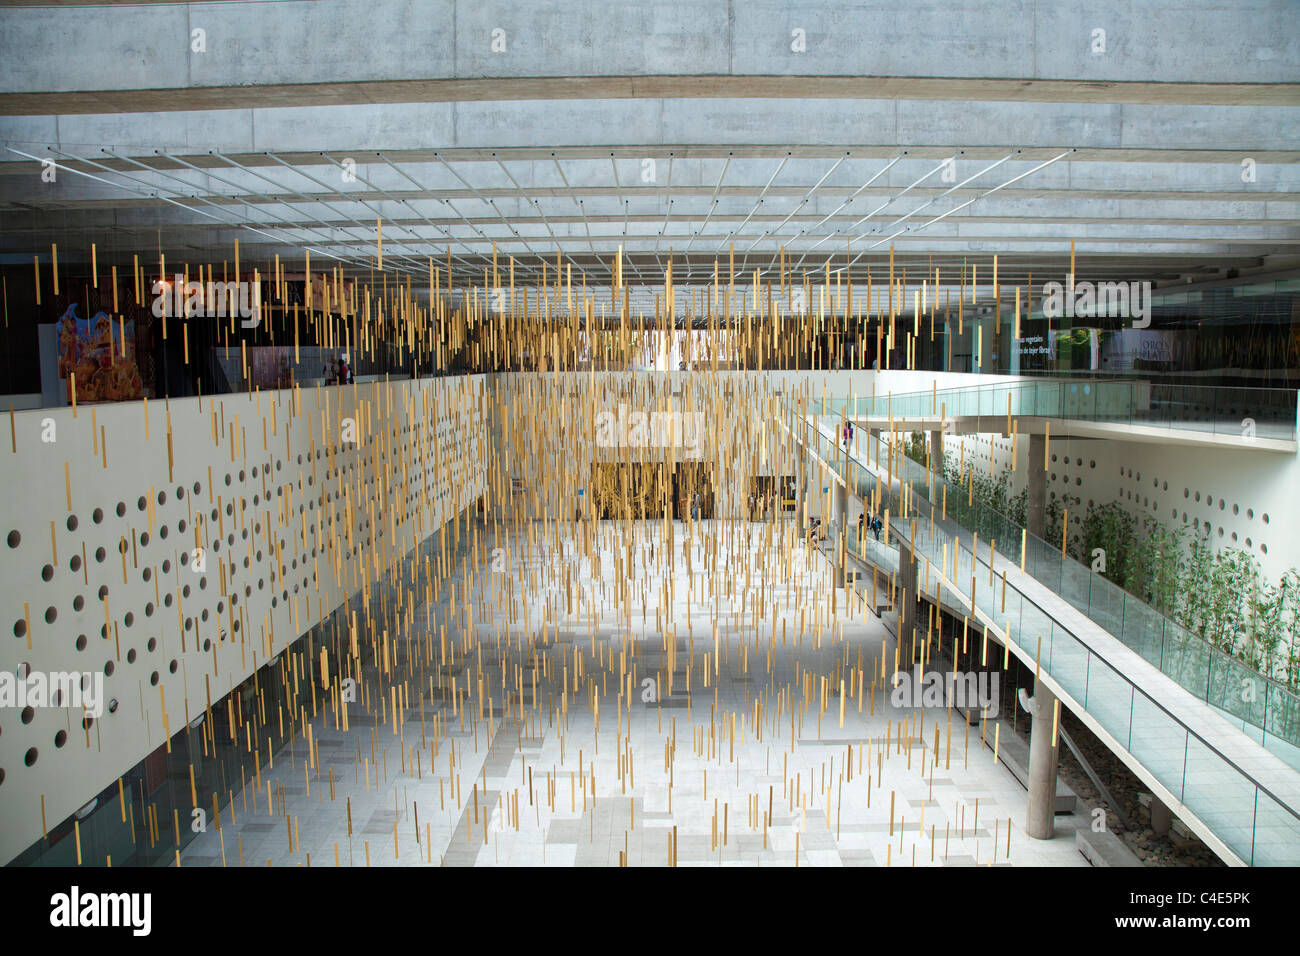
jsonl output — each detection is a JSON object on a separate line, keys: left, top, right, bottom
{"left": 746, "top": 475, "right": 794, "bottom": 520}
{"left": 672, "top": 461, "right": 715, "bottom": 519}
{"left": 589, "top": 461, "right": 671, "bottom": 520}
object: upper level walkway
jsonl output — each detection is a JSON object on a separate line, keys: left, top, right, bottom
{"left": 833, "top": 379, "right": 1299, "bottom": 453}
{"left": 790, "top": 414, "right": 1300, "bottom": 865}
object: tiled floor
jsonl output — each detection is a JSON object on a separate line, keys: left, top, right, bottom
{"left": 182, "top": 519, "right": 1088, "bottom": 867}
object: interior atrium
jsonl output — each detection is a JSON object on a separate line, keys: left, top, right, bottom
{"left": 0, "top": 1, "right": 1297, "bottom": 915}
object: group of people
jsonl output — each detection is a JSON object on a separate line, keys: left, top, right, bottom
{"left": 324, "top": 353, "right": 354, "bottom": 385}
{"left": 857, "top": 511, "right": 884, "bottom": 541}
{"left": 807, "top": 511, "right": 883, "bottom": 548}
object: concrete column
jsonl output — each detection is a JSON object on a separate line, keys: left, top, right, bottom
{"left": 1027, "top": 432, "right": 1046, "bottom": 540}
{"left": 897, "top": 541, "right": 921, "bottom": 664}
{"left": 1026, "top": 677, "right": 1060, "bottom": 840}
{"left": 833, "top": 478, "right": 848, "bottom": 586}
{"left": 1150, "top": 795, "right": 1173, "bottom": 835}
{"left": 977, "top": 316, "right": 995, "bottom": 373}
{"left": 794, "top": 435, "right": 807, "bottom": 526}
{"left": 929, "top": 428, "right": 944, "bottom": 482}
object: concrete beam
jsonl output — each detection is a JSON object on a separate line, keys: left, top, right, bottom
{"left": 5, "top": 100, "right": 1297, "bottom": 157}
{"left": 1, "top": 0, "right": 1297, "bottom": 113}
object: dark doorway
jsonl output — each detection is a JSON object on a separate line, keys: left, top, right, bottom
{"left": 590, "top": 461, "right": 671, "bottom": 519}
{"left": 745, "top": 475, "right": 793, "bottom": 520}
{"left": 672, "top": 461, "right": 715, "bottom": 519}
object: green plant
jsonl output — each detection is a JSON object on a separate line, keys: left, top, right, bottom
{"left": 901, "top": 437, "right": 1300, "bottom": 693}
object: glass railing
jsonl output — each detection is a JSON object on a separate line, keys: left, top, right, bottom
{"left": 796, "top": 415, "right": 1300, "bottom": 865}
{"left": 826, "top": 379, "right": 1298, "bottom": 443}
{"left": 806, "top": 411, "right": 1300, "bottom": 766}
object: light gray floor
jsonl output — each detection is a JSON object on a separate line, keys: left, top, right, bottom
{"left": 181, "top": 519, "right": 1088, "bottom": 867}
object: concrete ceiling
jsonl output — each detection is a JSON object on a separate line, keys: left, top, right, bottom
{"left": 1, "top": 0, "right": 1296, "bottom": 288}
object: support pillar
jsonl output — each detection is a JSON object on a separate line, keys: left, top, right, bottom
{"left": 897, "top": 540, "right": 921, "bottom": 665}
{"left": 929, "top": 428, "right": 944, "bottom": 482}
{"left": 1027, "top": 432, "right": 1046, "bottom": 540}
{"left": 833, "top": 478, "right": 848, "bottom": 586}
{"left": 1026, "top": 677, "right": 1060, "bottom": 839}
{"left": 795, "top": 431, "right": 811, "bottom": 527}
{"left": 977, "top": 315, "right": 995, "bottom": 373}
{"left": 1150, "top": 795, "right": 1173, "bottom": 835}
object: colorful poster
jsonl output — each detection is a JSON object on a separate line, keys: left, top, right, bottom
{"left": 56, "top": 304, "right": 144, "bottom": 402}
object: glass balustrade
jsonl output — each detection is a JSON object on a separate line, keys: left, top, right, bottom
{"left": 814, "top": 379, "right": 1297, "bottom": 443}
{"left": 795, "top": 415, "right": 1300, "bottom": 865}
